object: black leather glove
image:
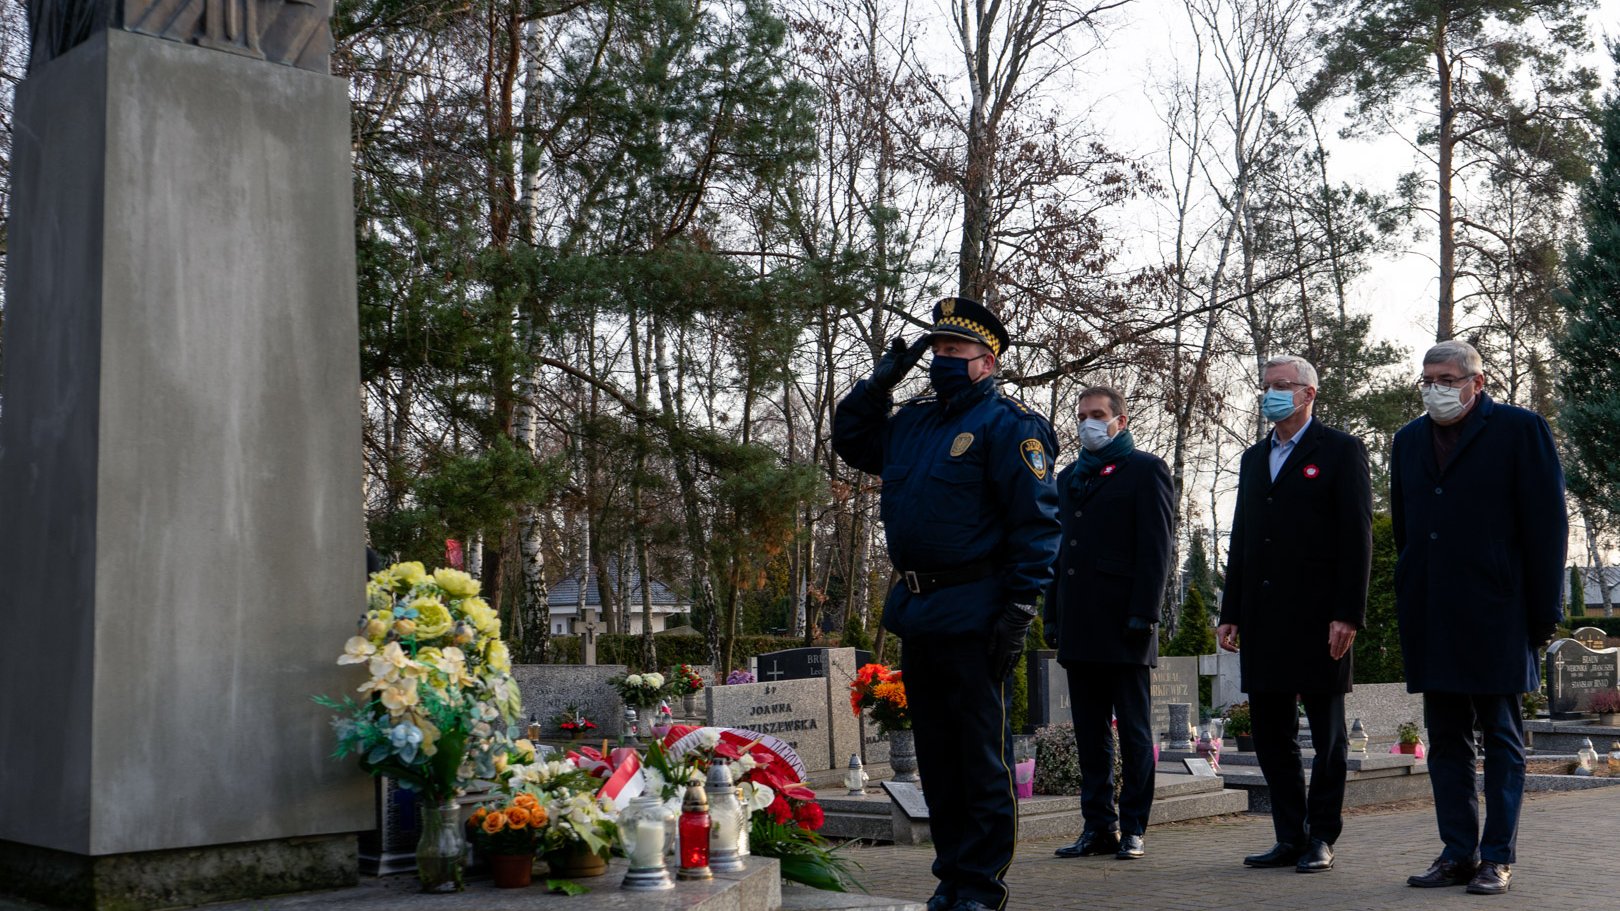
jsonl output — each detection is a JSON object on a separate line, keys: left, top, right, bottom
{"left": 989, "top": 602, "right": 1037, "bottom": 680}
{"left": 869, "top": 336, "right": 929, "bottom": 393}
{"left": 1124, "top": 615, "right": 1156, "bottom": 645}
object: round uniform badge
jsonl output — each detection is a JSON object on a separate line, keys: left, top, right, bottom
{"left": 1303, "top": 464, "right": 1320, "bottom": 479}
{"left": 1101, "top": 464, "right": 1117, "bottom": 476}
{"left": 950, "top": 432, "right": 974, "bottom": 457}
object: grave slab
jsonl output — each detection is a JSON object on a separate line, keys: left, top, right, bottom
{"left": 707, "top": 677, "right": 832, "bottom": 772}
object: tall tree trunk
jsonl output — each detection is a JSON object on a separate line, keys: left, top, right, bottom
{"left": 649, "top": 315, "right": 723, "bottom": 670}
{"left": 1435, "top": 18, "right": 1456, "bottom": 341}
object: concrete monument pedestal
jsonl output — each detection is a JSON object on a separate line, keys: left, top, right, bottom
{"left": 0, "top": 26, "right": 367, "bottom": 910}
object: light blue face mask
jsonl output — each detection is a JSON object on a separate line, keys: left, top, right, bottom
{"left": 1261, "top": 389, "right": 1297, "bottom": 422}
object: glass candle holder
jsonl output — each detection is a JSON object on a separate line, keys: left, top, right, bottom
{"left": 677, "top": 776, "right": 713, "bottom": 880}
{"left": 619, "top": 794, "right": 675, "bottom": 891}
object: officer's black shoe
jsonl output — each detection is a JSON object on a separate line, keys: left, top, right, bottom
{"left": 1295, "top": 839, "right": 1334, "bottom": 872}
{"left": 949, "top": 902, "right": 993, "bottom": 911}
{"left": 1053, "top": 829, "right": 1120, "bottom": 858}
{"left": 1116, "top": 834, "right": 1145, "bottom": 859}
{"left": 1465, "top": 862, "right": 1512, "bottom": 895}
{"left": 1243, "top": 842, "right": 1304, "bottom": 867}
{"left": 1406, "top": 855, "right": 1478, "bottom": 887}
{"left": 925, "top": 895, "right": 953, "bottom": 911}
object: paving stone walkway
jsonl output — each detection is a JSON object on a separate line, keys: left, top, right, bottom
{"left": 836, "top": 788, "right": 1620, "bottom": 910}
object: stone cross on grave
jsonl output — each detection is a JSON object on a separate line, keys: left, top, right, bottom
{"left": 764, "top": 659, "right": 786, "bottom": 682}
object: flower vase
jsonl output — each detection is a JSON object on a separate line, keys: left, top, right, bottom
{"left": 488, "top": 853, "right": 534, "bottom": 889}
{"left": 889, "top": 728, "right": 920, "bottom": 783}
{"left": 683, "top": 693, "right": 698, "bottom": 717}
{"left": 544, "top": 841, "right": 608, "bottom": 878}
{"left": 416, "top": 799, "right": 466, "bottom": 893}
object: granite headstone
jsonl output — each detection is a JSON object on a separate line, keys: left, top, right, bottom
{"left": 1546, "top": 639, "right": 1620, "bottom": 718}
{"left": 753, "top": 647, "right": 874, "bottom": 682}
{"left": 1573, "top": 626, "right": 1610, "bottom": 649}
{"left": 706, "top": 677, "right": 832, "bottom": 771}
{"left": 511, "top": 664, "right": 629, "bottom": 736}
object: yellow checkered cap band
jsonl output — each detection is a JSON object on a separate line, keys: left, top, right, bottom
{"left": 933, "top": 316, "right": 1002, "bottom": 356}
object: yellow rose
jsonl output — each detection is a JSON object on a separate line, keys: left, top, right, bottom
{"left": 486, "top": 640, "right": 511, "bottom": 673}
{"left": 462, "top": 597, "right": 500, "bottom": 637}
{"left": 411, "top": 597, "right": 454, "bottom": 639}
{"left": 363, "top": 617, "right": 389, "bottom": 640}
{"left": 393, "top": 618, "right": 417, "bottom": 637}
{"left": 393, "top": 561, "right": 428, "bottom": 587}
{"left": 513, "top": 738, "right": 537, "bottom": 761}
{"left": 433, "top": 568, "right": 480, "bottom": 599}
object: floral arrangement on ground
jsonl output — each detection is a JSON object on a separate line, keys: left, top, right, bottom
{"left": 610, "top": 671, "right": 667, "bottom": 706}
{"left": 642, "top": 729, "right": 861, "bottom": 891}
{"left": 670, "top": 664, "right": 706, "bottom": 695}
{"left": 849, "top": 663, "right": 909, "bottom": 733}
{"left": 315, "top": 561, "right": 527, "bottom": 799}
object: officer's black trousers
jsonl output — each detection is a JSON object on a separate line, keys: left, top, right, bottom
{"left": 1250, "top": 690, "right": 1347, "bottom": 846}
{"left": 1424, "top": 692, "right": 1525, "bottom": 864}
{"left": 1064, "top": 662, "right": 1154, "bottom": 837}
{"left": 902, "top": 634, "right": 1017, "bottom": 910}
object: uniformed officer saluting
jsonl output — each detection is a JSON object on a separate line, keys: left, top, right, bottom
{"left": 832, "top": 297, "right": 1061, "bottom": 911}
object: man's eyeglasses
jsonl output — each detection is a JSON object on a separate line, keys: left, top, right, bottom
{"left": 1258, "top": 380, "right": 1308, "bottom": 394}
{"left": 1415, "top": 373, "right": 1476, "bottom": 391}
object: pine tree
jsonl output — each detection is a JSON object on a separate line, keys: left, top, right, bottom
{"left": 1557, "top": 43, "right": 1620, "bottom": 520}
{"left": 1165, "top": 587, "right": 1217, "bottom": 657}
{"left": 1570, "top": 566, "right": 1587, "bottom": 618}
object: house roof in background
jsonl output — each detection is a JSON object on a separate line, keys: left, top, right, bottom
{"left": 550, "top": 559, "right": 684, "bottom": 610}
{"left": 1574, "top": 566, "right": 1620, "bottom": 607}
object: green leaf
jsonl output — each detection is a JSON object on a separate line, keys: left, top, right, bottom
{"left": 546, "top": 879, "right": 589, "bottom": 896}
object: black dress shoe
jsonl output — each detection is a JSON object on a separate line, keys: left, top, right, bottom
{"left": 1295, "top": 839, "right": 1334, "bottom": 873}
{"left": 1465, "top": 862, "right": 1512, "bottom": 895}
{"left": 1116, "top": 834, "right": 1145, "bottom": 859}
{"left": 1054, "top": 829, "right": 1120, "bottom": 858}
{"left": 1243, "top": 842, "right": 1304, "bottom": 867}
{"left": 926, "top": 896, "right": 953, "bottom": 911}
{"left": 1407, "top": 856, "right": 1478, "bottom": 887}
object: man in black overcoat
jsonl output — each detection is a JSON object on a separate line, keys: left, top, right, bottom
{"left": 1218, "top": 354, "right": 1372, "bottom": 874}
{"left": 1392, "top": 340, "right": 1566, "bottom": 896}
{"left": 1045, "top": 386, "right": 1174, "bottom": 861}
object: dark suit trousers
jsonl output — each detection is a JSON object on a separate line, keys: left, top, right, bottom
{"left": 902, "top": 635, "right": 1017, "bottom": 910}
{"left": 1250, "top": 691, "right": 1348, "bottom": 845}
{"left": 1423, "top": 692, "right": 1525, "bottom": 864}
{"left": 1064, "top": 662, "right": 1154, "bottom": 836}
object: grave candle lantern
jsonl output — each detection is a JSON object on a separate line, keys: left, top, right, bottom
{"left": 846, "top": 753, "right": 868, "bottom": 796}
{"left": 619, "top": 793, "right": 675, "bottom": 891}
{"left": 705, "top": 761, "right": 747, "bottom": 873}
{"left": 1348, "top": 718, "right": 1369, "bottom": 753}
{"left": 1576, "top": 737, "right": 1599, "bottom": 775}
{"left": 677, "top": 774, "right": 713, "bottom": 880}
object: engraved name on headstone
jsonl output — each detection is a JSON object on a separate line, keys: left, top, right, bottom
{"left": 706, "top": 677, "right": 832, "bottom": 771}
{"left": 1547, "top": 639, "right": 1620, "bottom": 718}
{"left": 752, "top": 647, "right": 873, "bottom": 683}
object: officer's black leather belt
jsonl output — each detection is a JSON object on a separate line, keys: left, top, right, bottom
{"left": 898, "top": 560, "right": 994, "bottom": 595}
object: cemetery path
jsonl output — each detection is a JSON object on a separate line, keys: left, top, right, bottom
{"left": 840, "top": 787, "right": 1620, "bottom": 910}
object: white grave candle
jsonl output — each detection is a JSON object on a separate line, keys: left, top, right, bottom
{"left": 630, "top": 817, "right": 665, "bottom": 868}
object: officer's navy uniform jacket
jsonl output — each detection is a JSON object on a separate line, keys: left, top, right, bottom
{"left": 1390, "top": 393, "right": 1566, "bottom": 866}
{"left": 832, "top": 374, "right": 1060, "bottom": 910}
{"left": 1220, "top": 417, "right": 1372, "bottom": 850}
{"left": 1044, "top": 448, "right": 1173, "bottom": 839}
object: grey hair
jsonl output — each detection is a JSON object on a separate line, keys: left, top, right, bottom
{"left": 1423, "top": 340, "right": 1483, "bottom": 377}
{"left": 1263, "top": 354, "right": 1318, "bottom": 388}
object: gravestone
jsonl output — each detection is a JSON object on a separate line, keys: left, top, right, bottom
{"left": 1573, "top": 627, "right": 1610, "bottom": 649}
{"left": 706, "top": 677, "right": 832, "bottom": 771}
{"left": 1032, "top": 654, "right": 1200, "bottom": 736}
{"left": 1182, "top": 757, "right": 1217, "bottom": 778}
{"left": 861, "top": 713, "right": 894, "bottom": 766}
{"left": 1546, "top": 639, "right": 1620, "bottom": 718}
{"left": 1150, "top": 657, "right": 1200, "bottom": 736}
{"left": 0, "top": 14, "right": 366, "bottom": 909}
{"left": 752, "top": 647, "right": 874, "bottom": 682}
{"left": 1167, "top": 704, "right": 1195, "bottom": 749}
{"left": 511, "top": 664, "right": 630, "bottom": 737}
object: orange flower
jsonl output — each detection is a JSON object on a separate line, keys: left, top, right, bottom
{"left": 528, "top": 805, "right": 549, "bottom": 828}
{"left": 506, "top": 806, "right": 530, "bottom": 829}
{"left": 482, "top": 811, "right": 507, "bottom": 835}
{"left": 873, "top": 681, "right": 907, "bottom": 711}
{"left": 512, "top": 794, "right": 540, "bottom": 811}
{"left": 469, "top": 807, "right": 489, "bottom": 824}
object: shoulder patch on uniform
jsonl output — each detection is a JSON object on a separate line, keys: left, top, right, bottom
{"left": 950, "top": 432, "right": 975, "bottom": 457}
{"left": 1020, "top": 439, "right": 1049, "bottom": 480}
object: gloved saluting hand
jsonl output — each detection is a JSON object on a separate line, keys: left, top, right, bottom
{"left": 869, "top": 336, "right": 930, "bottom": 393}
{"left": 990, "top": 602, "right": 1038, "bottom": 681}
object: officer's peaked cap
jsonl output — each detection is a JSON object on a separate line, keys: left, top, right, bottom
{"left": 927, "top": 297, "right": 1009, "bottom": 358}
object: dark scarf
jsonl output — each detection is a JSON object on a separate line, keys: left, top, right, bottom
{"left": 1072, "top": 430, "right": 1135, "bottom": 490}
